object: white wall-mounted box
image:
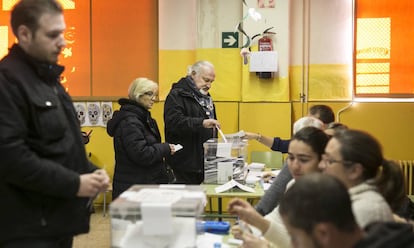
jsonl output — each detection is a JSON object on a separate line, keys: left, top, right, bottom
{"left": 249, "top": 51, "right": 278, "bottom": 72}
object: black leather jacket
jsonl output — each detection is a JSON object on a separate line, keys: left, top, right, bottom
{"left": 0, "top": 45, "right": 96, "bottom": 243}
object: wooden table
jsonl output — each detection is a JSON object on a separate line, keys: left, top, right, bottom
{"left": 202, "top": 183, "right": 265, "bottom": 220}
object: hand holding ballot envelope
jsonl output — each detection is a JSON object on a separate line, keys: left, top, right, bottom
{"left": 169, "top": 144, "right": 183, "bottom": 155}
{"left": 173, "top": 144, "right": 183, "bottom": 151}
{"left": 202, "top": 118, "right": 220, "bottom": 128}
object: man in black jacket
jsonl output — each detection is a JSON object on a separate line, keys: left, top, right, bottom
{"left": 0, "top": 1, "right": 109, "bottom": 247}
{"left": 164, "top": 61, "right": 220, "bottom": 184}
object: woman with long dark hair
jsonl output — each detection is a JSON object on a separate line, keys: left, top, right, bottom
{"left": 319, "top": 128, "right": 405, "bottom": 228}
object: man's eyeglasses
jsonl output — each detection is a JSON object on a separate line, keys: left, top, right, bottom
{"left": 144, "top": 91, "right": 158, "bottom": 99}
{"left": 321, "top": 154, "right": 354, "bottom": 166}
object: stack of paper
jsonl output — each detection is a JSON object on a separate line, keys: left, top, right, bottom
{"left": 224, "top": 130, "right": 246, "bottom": 139}
{"left": 214, "top": 179, "right": 255, "bottom": 193}
{"left": 249, "top": 162, "right": 265, "bottom": 171}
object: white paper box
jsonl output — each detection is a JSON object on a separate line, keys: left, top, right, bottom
{"left": 249, "top": 51, "right": 278, "bottom": 72}
{"left": 110, "top": 185, "right": 205, "bottom": 248}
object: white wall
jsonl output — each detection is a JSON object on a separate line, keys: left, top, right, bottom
{"left": 159, "top": 0, "right": 197, "bottom": 50}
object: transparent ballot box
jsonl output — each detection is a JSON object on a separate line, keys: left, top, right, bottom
{"left": 203, "top": 138, "right": 248, "bottom": 184}
{"left": 110, "top": 185, "right": 206, "bottom": 248}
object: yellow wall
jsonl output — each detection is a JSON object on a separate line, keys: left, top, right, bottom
{"left": 338, "top": 102, "right": 414, "bottom": 160}
{"left": 85, "top": 100, "right": 414, "bottom": 180}
{"left": 239, "top": 103, "right": 292, "bottom": 155}
{"left": 85, "top": 99, "right": 414, "bottom": 205}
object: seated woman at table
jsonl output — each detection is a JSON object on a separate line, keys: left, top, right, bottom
{"left": 255, "top": 116, "right": 325, "bottom": 216}
{"left": 228, "top": 126, "right": 330, "bottom": 248}
{"left": 319, "top": 128, "right": 406, "bottom": 228}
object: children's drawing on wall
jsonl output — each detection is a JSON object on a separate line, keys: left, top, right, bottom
{"left": 74, "top": 102, "right": 112, "bottom": 127}
{"left": 101, "top": 102, "right": 113, "bottom": 126}
{"left": 257, "top": 0, "right": 275, "bottom": 8}
{"left": 74, "top": 102, "right": 91, "bottom": 127}
{"left": 87, "top": 102, "right": 103, "bottom": 126}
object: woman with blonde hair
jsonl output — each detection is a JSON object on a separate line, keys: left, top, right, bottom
{"left": 107, "top": 78, "right": 176, "bottom": 199}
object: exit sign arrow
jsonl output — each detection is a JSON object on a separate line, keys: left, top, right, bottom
{"left": 222, "top": 32, "right": 239, "bottom": 48}
{"left": 224, "top": 35, "right": 237, "bottom": 46}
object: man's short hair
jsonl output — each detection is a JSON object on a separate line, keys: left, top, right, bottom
{"left": 292, "top": 116, "right": 324, "bottom": 135}
{"left": 309, "top": 105, "right": 335, "bottom": 124}
{"left": 187, "top": 60, "right": 214, "bottom": 76}
{"left": 11, "top": 0, "right": 63, "bottom": 37}
{"left": 279, "top": 173, "right": 357, "bottom": 233}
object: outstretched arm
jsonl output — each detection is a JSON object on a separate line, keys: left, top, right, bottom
{"left": 243, "top": 132, "right": 274, "bottom": 148}
{"left": 255, "top": 163, "right": 292, "bottom": 216}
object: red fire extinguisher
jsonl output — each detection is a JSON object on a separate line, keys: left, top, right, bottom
{"left": 258, "top": 35, "right": 273, "bottom": 52}
{"left": 255, "top": 27, "right": 276, "bottom": 79}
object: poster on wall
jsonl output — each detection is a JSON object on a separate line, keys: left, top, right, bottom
{"left": 74, "top": 101, "right": 112, "bottom": 127}
{"left": 87, "top": 102, "right": 103, "bottom": 127}
{"left": 257, "top": 0, "right": 275, "bottom": 8}
{"left": 101, "top": 102, "right": 113, "bottom": 126}
{"left": 74, "top": 102, "right": 91, "bottom": 127}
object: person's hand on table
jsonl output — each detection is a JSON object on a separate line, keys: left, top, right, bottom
{"left": 241, "top": 232, "right": 271, "bottom": 248}
{"left": 230, "top": 224, "right": 244, "bottom": 239}
{"left": 262, "top": 171, "right": 277, "bottom": 183}
{"left": 228, "top": 198, "right": 262, "bottom": 226}
{"left": 231, "top": 219, "right": 252, "bottom": 240}
{"left": 228, "top": 198, "right": 271, "bottom": 234}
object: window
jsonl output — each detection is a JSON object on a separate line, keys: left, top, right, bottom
{"left": 355, "top": 0, "right": 414, "bottom": 97}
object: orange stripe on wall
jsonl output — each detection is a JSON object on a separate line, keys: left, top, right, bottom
{"left": 91, "top": 0, "right": 158, "bottom": 97}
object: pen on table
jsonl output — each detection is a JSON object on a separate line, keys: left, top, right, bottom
{"left": 216, "top": 125, "right": 228, "bottom": 143}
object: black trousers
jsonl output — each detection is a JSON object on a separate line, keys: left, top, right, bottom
{"left": 1, "top": 236, "right": 73, "bottom": 248}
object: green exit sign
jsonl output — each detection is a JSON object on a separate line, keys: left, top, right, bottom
{"left": 222, "top": 32, "right": 239, "bottom": 48}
